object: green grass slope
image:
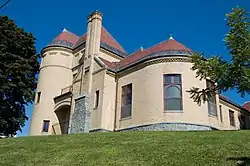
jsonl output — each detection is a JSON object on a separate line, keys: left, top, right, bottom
{"left": 0, "top": 131, "right": 250, "bottom": 166}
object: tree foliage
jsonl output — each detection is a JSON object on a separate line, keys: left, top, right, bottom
{"left": 188, "top": 7, "right": 250, "bottom": 105}
{"left": 0, "top": 16, "right": 39, "bottom": 136}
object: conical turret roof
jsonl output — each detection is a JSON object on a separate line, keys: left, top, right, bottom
{"left": 48, "top": 28, "right": 80, "bottom": 48}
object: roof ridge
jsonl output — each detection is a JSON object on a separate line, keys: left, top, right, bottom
{"left": 62, "top": 29, "right": 80, "bottom": 38}
{"left": 130, "top": 47, "right": 145, "bottom": 55}
{"left": 129, "top": 39, "right": 168, "bottom": 56}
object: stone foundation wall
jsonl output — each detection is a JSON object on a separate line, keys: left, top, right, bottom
{"left": 89, "top": 122, "right": 217, "bottom": 132}
{"left": 117, "top": 123, "right": 216, "bottom": 132}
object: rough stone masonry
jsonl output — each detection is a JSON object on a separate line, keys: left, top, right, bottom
{"left": 70, "top": 94, "right": 91, "bottom": 133}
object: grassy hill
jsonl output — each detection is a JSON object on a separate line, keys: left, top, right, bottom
{"left": 0, "top": 131, "right": 250, "bottom": 166}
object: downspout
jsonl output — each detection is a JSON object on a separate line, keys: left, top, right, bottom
{"left": 113, "top": 73, "right": 118, "bottom": 131}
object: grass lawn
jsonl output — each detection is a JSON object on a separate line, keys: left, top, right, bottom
{"left": 0, "top": 131, "right": 250, "bottom": 166}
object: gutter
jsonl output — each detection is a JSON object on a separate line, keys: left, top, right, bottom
{"left": 219, "top": 95, "right": 248, "bottom": 112}
{"left": 113, "top": 74, "right": 119, "bottom": 131}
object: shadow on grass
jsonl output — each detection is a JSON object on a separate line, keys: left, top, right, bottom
{"left": 227, "top": 157, "right": 250, "bottom": 166}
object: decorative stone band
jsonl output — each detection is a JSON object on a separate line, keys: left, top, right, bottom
{"left": 41, "top": 46, "right": 73, "bottom": 56}
{"left": 117, "top": 56, "right": 191, "bottom": 78}
{"left": 39, "top": 65, "right": 71, "bottom": 71}
{"left": 118, "top": 52, "right": 192, "bottom": 72}
{"left": 48, "top": 40, "right": 75, "bottom": 49}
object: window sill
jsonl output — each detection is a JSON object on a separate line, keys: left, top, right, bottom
{"left": 164, "top": 110, "right": 183, "bottom": 113}
{"left": 120, "top": 117, "right": 132, "bottom": 121}
{"left": 208, "top": 114, "right": 218, "bottom": 119}
{"left": 93, "top": 107, "right": 98, "bottom": 110}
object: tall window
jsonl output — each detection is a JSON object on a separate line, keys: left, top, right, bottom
{"left": 121, "top": 84, "right": 132, "bottom": 119}
{"left": 36, "top": 91, "right": 41, "bottom": 104}
{"left": 229, "top": 110, "right": 235, "bottom": 127}
{"left": 219, "top": 105, "right": 223, "bottom": 122}
{"left": 164, "top": 74, "right": 182, "bottom": 111}
{"left": 42, "top": 120, "right": 50, "bottom": 132}
{"left": 206, "top": 80, "right": 217, "bottom": 117}
{"left": 94, "top": 90, "right": 99, "bottom": 108}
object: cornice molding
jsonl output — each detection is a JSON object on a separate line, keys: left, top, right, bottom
{"left": 106, "top": 70, "right": 116, "bottom": 78}
{"left": 42, "top": 46, "right": 73, "bottom": 56}
{"left": 118, "top": 57, "right": 191, "bottom": 78}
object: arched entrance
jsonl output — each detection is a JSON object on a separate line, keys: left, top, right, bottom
{"left": 54, "top": 105, "right": 71, "bottom": 134}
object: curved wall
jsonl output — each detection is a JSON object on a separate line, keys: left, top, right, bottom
{"left": 29, "top": 47, "right": 73, "bottom": 135}
{"left": 116, "top": 57, "right": 220, "bottom": 130}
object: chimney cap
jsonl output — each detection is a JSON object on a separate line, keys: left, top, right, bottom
{"left": 88, "top": 10, "right": 103, "bottom": 19}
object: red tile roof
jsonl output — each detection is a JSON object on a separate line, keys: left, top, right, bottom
{"left": 74, "top": 34, "right": 87, "bottom": 48}
{"left": 97, "top": 38, "right": 192, "bottom": 71}
{"left": 219, "top": 94, "right": 250, "bottom": 112}
{"left": 116, "top": 38, "right": 192, "bottom": 68}
{"left": 54, "top": 29, "right": 80, "bottom": 45}
{"left": 101, "top": 27, "right": 126, "bottom": 53}
{"left": 73, "top": 26, "right": 126, "bottom": 54}
{"left": 243, "top": 102, "right": 250, "bottom": 111}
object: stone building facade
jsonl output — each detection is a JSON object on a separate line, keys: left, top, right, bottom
{"left": 29, "top": 11, "right": 250, "bottom": 136}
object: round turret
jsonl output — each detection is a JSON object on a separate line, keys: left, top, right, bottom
{"left": 29, "top": 29, "right": 79, "bottom": 135}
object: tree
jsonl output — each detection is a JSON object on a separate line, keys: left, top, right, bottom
{"left": 0, "top": 16, "right": 40, "bottom": 136}
{"left": 188, "top": 6, "right": 250, "bottom": 105}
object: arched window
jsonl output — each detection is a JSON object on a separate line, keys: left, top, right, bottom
{"left": 164, "top": 74, "right": 182, "bottom": 111}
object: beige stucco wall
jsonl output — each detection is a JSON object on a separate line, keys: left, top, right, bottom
{"left": 90, "top": 69, "right": 105, "bottom": 129}
{"left": 101, "top": 73, "right": 116, "bottom": 130}
{"left": 218, "top": 100, "right": 242, "bottom": 130}
{"left": 115, "top": 58, "right": 224, "bottom": 130}
{"left": 29, "top": 48, "right": 73, "bottom": 136}
{"left": 72, "top": 49, "right": 84, "bottom": 69}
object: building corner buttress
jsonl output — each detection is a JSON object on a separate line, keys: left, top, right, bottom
{"left": 71, "top": 11, "right": 103, "bottom": 134}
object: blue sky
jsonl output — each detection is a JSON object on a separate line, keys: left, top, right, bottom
{"left": 1, "top": 0, "right": 249, "bottom": 136}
